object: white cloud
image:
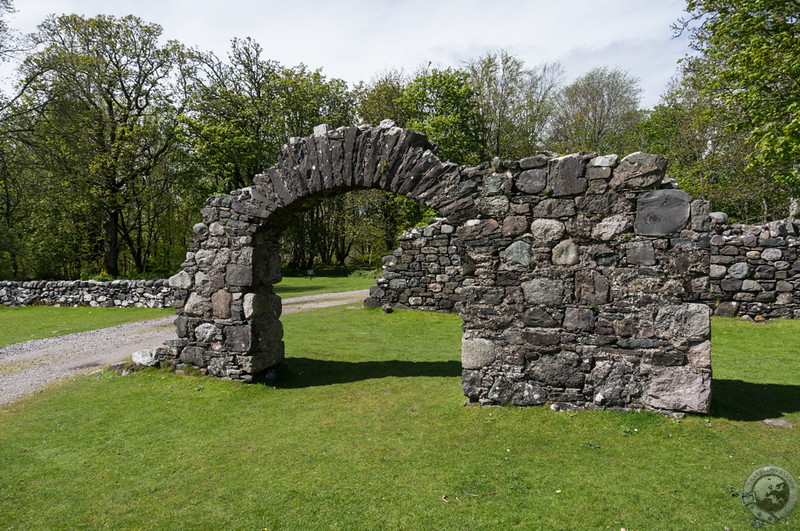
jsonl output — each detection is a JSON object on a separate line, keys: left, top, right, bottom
{"left": 5, "top": 0, "right": 690, "bottom": 107}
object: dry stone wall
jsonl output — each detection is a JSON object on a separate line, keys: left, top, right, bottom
{"left": 708, "top": 219, "right": 800, "bottom": 319}
{"left": 4, "top": 123, "right": 718, "bottom": 414}
{"left": 0, "top": 279, "right": 173, "bottom": 308}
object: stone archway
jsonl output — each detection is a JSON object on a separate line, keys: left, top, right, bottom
{"left": 163, "top": 122, "right": 713, "bottom": 414}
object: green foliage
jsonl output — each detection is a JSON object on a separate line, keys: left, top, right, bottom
{"left": 353, "top": 68, "right": 409, "bottom": 126}
{"left": 678, "top": 0, "right": 800, "bottom": 188}
{"left": 549, "top": 67, "right": 644, "bottom": 155}
{"left": 397, "top": 66, "right": 486, "bottom": 165}
{"left": 0, "top": 310, "right": 798, "bottom": 529}
{"left": 465, "top": 50, "right": 563, "bottom": 159}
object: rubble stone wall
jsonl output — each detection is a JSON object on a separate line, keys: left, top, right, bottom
{"left": 372, "top": 218, "right": 800, "bottom": 322}
{"left": 153, "top": 122, "right": 714, "bottom": 414}
{"left": 708, "top": 219, "right": 800, "bottom": 319}
{"left": 0, "top": 279, "right": 173, "bottom": 308}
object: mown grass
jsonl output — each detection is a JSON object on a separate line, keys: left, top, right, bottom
{"left": 0, "top": 311, "right": 798, "bottom": 529}
{"left": 0, "top": 306, "right": 174, "bottom": 347}
{"left": 0, "top": 276, "right": 376, "bottom": 347}
{"left": 273, "top": 274, "right": 376, "bottom": 298}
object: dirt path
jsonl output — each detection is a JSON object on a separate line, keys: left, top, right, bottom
{"left": 0, "top": 289, "right": 369, "bottom": 408}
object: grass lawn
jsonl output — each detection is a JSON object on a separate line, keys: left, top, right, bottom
{"left": 273, "top": 274, "right": 376, "bottom": 298}
{"left": 0, "top": 311, "right": 798, "bottom": 529}
{"left": 0, "top": 276, "right": 376, "bottom": 347}
{"left": 0, "top": 306, "right": 174, "bottom": 347}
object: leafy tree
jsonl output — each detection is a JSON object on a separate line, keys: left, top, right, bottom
{"left": 19, "top": 14, "right": 193, "bottom": 276}
{"left": 549, "top": 67, "right": 643, "bottom": 155}
{"left": 465, "top": 50, "right": 563, "bottom": 159}
{"left": 397, "top": 66, "right": 485, "bottom": 165}
{"left": 353, "top": 68, "right": 409, "bottom": 126}
{"left": 676, "top": 0, "right": 800, "bottom": 187}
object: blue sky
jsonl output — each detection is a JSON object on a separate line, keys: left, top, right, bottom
{"left": 5, "top": 0, "right": 693, "bottom": 108}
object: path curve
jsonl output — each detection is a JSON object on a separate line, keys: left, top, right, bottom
{"left": 0, "top": 289, "right": 369, "bottom": 408}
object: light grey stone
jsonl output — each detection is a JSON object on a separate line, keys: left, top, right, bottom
{"left": 168, "top": 270, "right": 192, "bottom": 290}
{"left": 728, "top": 262, "right": 749, "bottom": 279}
{"left": 643, "top": 366, "right": 711, "bottom": 413}
{"left": 194, "top": 323, "right": 217, "bottom": 343}
{"left": 761, "top": 248, "right": 783, "bottom": 261}
{"left": 132, "top": 347, "right": 161, "bottom": 367}
{"left": 589, "top": 154, "right": 618, "bottom": 167}
{"left": 501, "top": 241, "right": 532, "bottom": 267}
{"left": 530, "top": 219, "right": 565, "bottom": 241}
{"left": 709, "top": 264, "right": 727, "bottom": 278}
{"left": 552, "top": 239, "right": 579, "bottom": 265}
{"left": 522, "top": 278, "right": 565, "bottom": 305}
{"left": 609, "top": 152, "right": 667, "bottom": 190}
{"left": 461, "top": 337, "right": 497, "bottom": 369}
{"left": 656, "top": 303, "right": 711, "bottom": 339}
{"left": 592, "top": 214, "right": 630, "bottom": 241}
{"left": 710, "top": 211, "right": 729, "bottom": 224}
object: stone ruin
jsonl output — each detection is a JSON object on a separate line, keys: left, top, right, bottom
{"left": 156, "top": 122, "right": 714, "bottom": 414}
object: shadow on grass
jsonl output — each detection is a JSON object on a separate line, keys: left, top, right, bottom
{"left": 712, "top": 379, "right": 800, "bottom": 421}
{"left": 272, "top": 357, "right": 462, "bottom": 388}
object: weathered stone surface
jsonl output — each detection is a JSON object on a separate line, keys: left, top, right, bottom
{"left": 563, "top": 307, "right": 595, "bottom": 332}
{"left": 634, "top": 189, "right": 691, "bottom": 236}
{"left": 592, "top": 214, "right": 630, "bottom": 241}
{"left": 761, "top": 248, "right": 783, "bottom": 261}
{"left": 643, "top": 366, "right": 711, "bottom": 413}
{"left": 194, "top": 323, "right": 217, "bottom": 343}
{"left": 462, "top": 337, "right": 496, "bottom": 369}
{"left": 626, "top": 241, "right": 656, "bottom": 265}
{"left": 515, "top": 169, "right": 547, "bottom": 193}
{"left": 688, "top": 340, "right": 712, "bottom": 369}
{"left": 522, "top": 278, "right": 565, "bottom": 305}
{"left": 728, "top": 262, "right": 749, "bottom": 279}
{"left": 132, "top": 347, "right": 163, "bottom": 367}
{"left": 552, "top": 239, "right": 579, "bottom": 265}
{"left": 530, "top": 219, "right": 565, "bottom": 241}
{"left": 533, "top": 198, "right": 577, "bottom": 218}
{"left": 502, "top": 216, "right": 529, "bottom": 237}
{"left": 211, "top": 290, "right": 232, "bottom": 318}
{"left": 575, "top": 270, "right": 610, "bottom": 305}
{"left": 168, "top": 271, "right": 192, "bottom": 290}
{"left": 183, "top": 292, "right": 206, "bottom": 317}
{"left": 590, "top": 154, "right": 618, "bottom": 167}
{"left": 501, "top": 241, "right": 532, "bottom": 267}
{"left": 656, "top": 304, "right": 711, "bottom": 340}
{"left": 609, "top": 152, "right": 667, "bottom": 190}
{"left": 548, "top": 155, "right": 587, "bottom": 197}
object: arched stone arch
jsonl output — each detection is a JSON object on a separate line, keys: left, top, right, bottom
{"left": 163, "top": 122, "right": 713, "bottom": 414}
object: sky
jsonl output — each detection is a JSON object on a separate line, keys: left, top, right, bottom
{"left": 4, "top": 0, "right": 693, "bottom": 108}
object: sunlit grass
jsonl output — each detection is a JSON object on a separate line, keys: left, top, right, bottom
{"left": 0, "top": 310, "right": 797, "bottom": 529}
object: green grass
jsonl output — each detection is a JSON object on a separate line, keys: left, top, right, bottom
{"left": 0, "top": 306, "right": 174, "bottom": 347}
{"left": 0, "top": 311, "right": 798, "bottom": 529}
{"left": 0, "top": 276, "right": 376, "bottom": 347}
{"left": 273, "top": 274, "right": 376, "bottom": 298}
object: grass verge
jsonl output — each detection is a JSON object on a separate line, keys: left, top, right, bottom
{"left": 273, "top": 274, "right": 376, "bottom": 298}
{"left": 0, "top": 311, "right": 797, "bottom": 529}
{"left": 0, "top": 306, "right": 174, "bottom": 347}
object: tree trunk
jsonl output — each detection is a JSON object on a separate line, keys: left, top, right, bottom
{"left": 789, "top": 198, "right": 799, "bottom": 222}
{"left": 103, "top": 209, "right": 120, "bottom": 277}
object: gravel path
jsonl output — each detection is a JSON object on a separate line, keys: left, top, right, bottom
{"left": 0, "top": 289, "right": 369, "bottom": 408}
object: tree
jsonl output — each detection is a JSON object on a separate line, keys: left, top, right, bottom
{"left": 20, "top": 14, "right": 193, "bottom": 276}
{"left": 465, "top": 50, "right": 563, "bottom": 159}
{"left": 676, "top": 0, "right": 800, "bottom": 188}
{"left": 353, "top": 68, "right": 409, "bottom": 126}
{"left": 184, "top": 37, "right": 284, "bottom": 192}
{"left": 397, "top": 66, "right": 485, "bottom": 165}
{"left": 549, "top": 67, "right": 643, "bottom": 155}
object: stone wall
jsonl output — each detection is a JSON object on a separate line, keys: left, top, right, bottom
{"left": 708, "top": 219, "right": 800, "bottom": 319}
{"left": 371, "top": 215, "right": 800, "bottom": 322}
{"left": 0, "top": 279, "right": 174, "bottom": 308}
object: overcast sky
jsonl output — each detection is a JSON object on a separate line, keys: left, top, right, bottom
{"left": 5, "top": 0, "right": 693, "bottom": 108}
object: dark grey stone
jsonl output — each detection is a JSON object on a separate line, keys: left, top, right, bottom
{"left": 634, "top": 189, "right": 691, "bottom": 236}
